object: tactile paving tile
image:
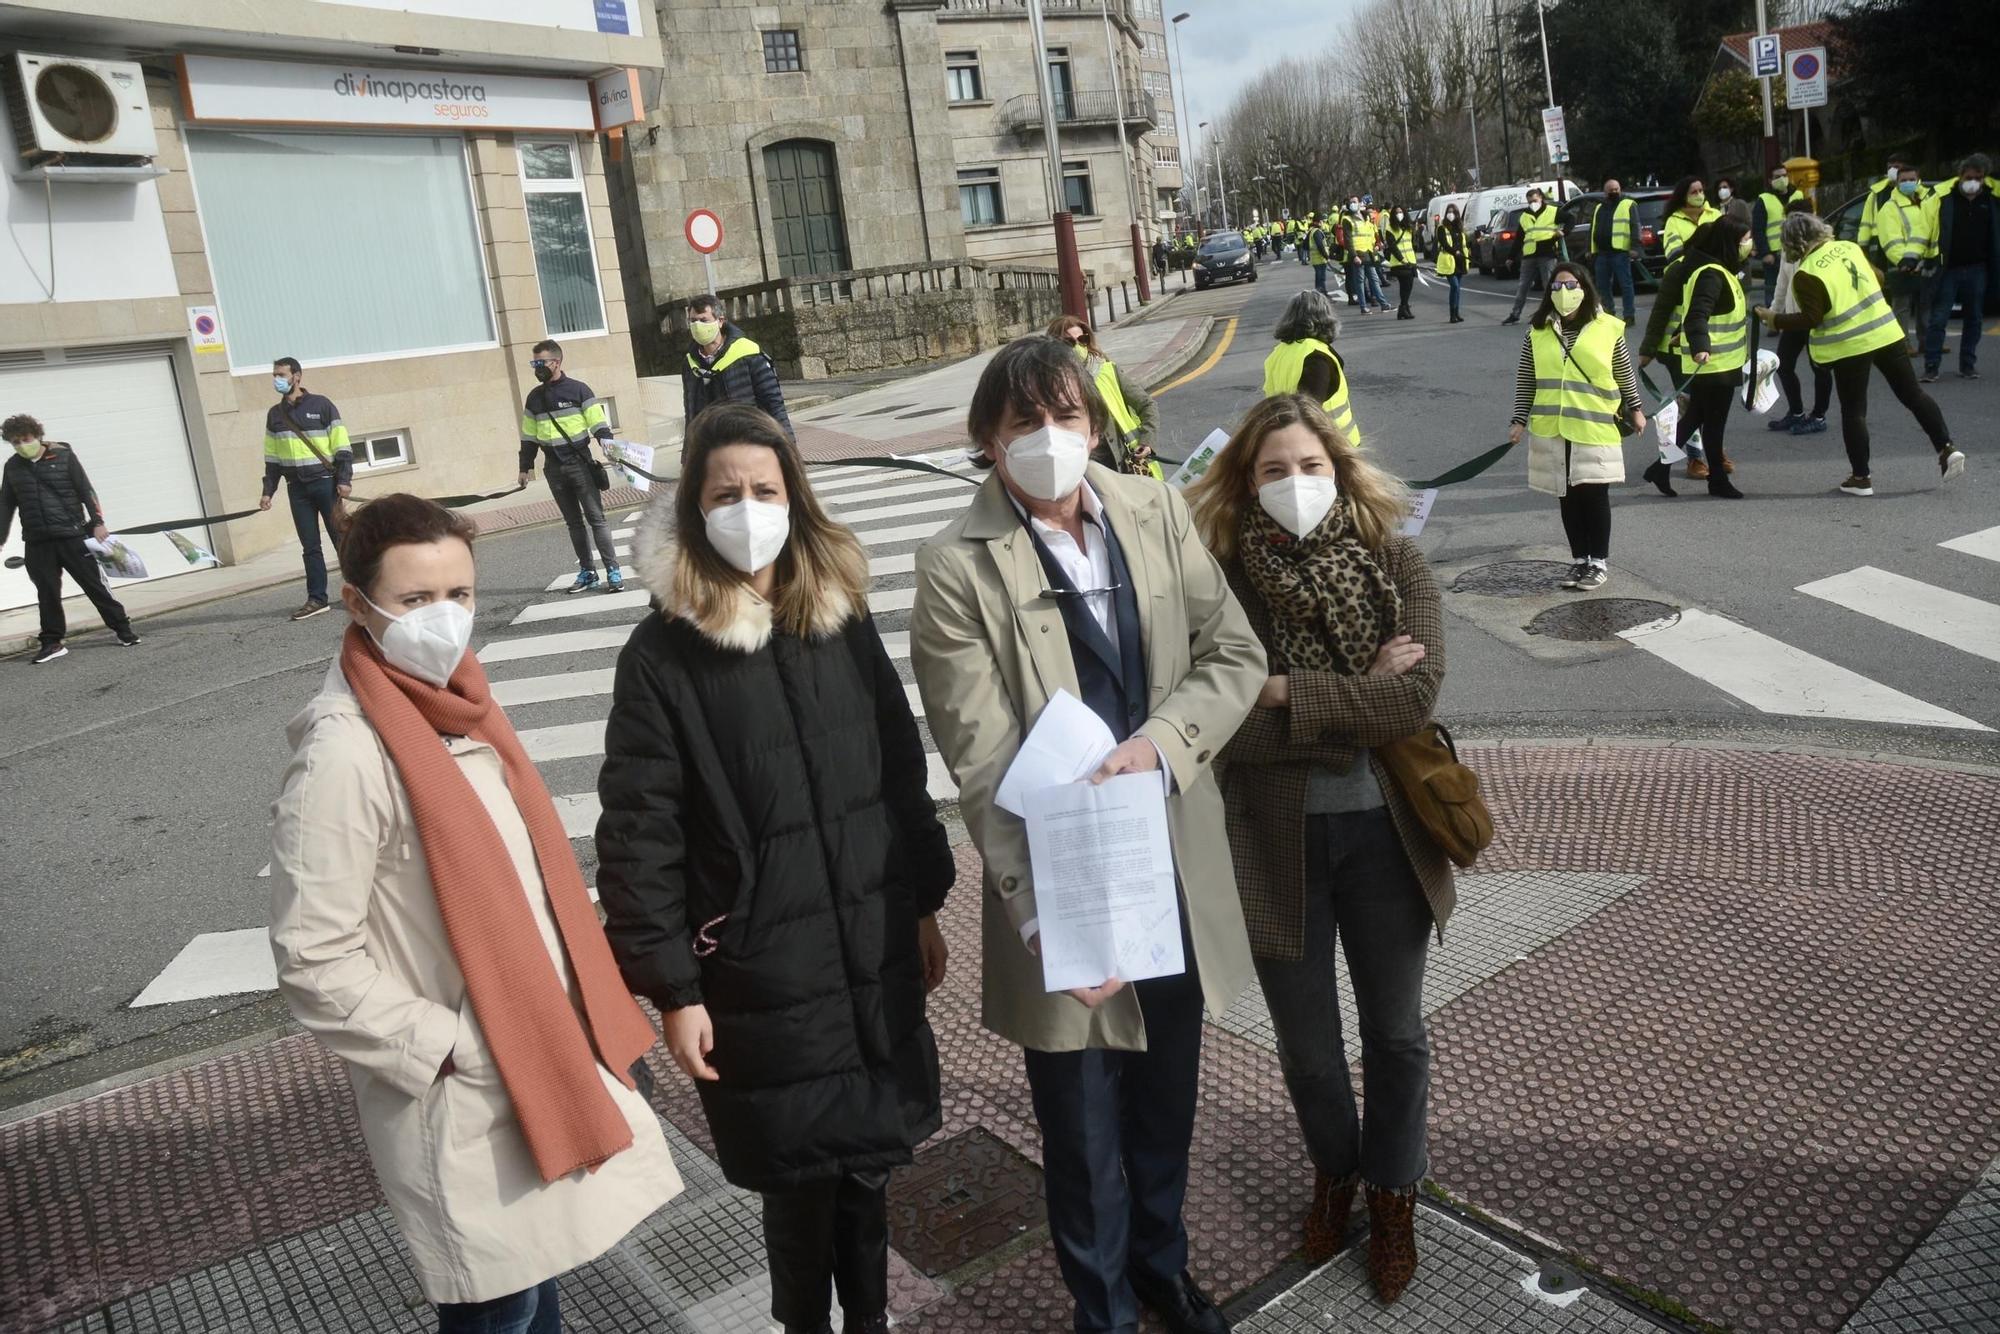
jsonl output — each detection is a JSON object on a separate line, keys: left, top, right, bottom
{"left": 887, "top": 1128, "right": 1045, "bottom": 1278}
{"left": 1235, "top": 1204, "right": 1660, "bottom": 1333}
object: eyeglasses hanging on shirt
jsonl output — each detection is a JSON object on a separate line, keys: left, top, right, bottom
{"left": 1038, "top": 580, "right": 1125, "bottom": 601}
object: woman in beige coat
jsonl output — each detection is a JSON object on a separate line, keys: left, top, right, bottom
{"left": 269, "top": 494, "right": 680, "bottom": 1334}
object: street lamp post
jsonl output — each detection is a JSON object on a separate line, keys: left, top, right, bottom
{"left": 1533, "top": 0, "right": 1565, "bottom": 203}
{"left": 1099, "top": 0, "right": 1151, "bottom": 301}
{"left": 1026, "top": 0, "right": 1087, "bottom": 316}
{"left": 1199, "top": 120, "right": 1229, "bottom": 229}
{"left": 1170, "top": 12, "right": 1196, "bottom": 231}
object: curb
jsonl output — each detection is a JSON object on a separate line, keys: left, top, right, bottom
{"left": 1135, "top": 314, "right": 1215, "bottom": 392}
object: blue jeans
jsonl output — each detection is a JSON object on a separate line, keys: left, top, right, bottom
{"left": 1344, "top": 262, "right": 1362, "bottom": 303}
{"left": 1446, "top": 272, "right": 1463, "bottom": 317}
{"left": 1593, "top": 252, "right": 1636, "bottom": 320}
{"left": 1925, "top": 264, "right": 1988, "bottom": 372}
{"left": 436, "top": 1277, "right": 560, "bottom": 1334}
{"left": 1313, "top": 263, "right": 1329, "bottom": 294}
{"left": 1366, "top": 261, "right": 1390, "bottom": 309}
{"left": 286, "top": 474, "right": 340, "bottom": 605}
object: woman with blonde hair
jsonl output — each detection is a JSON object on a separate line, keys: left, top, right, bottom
{"left": 1045, "top": 314, "right": 1161, "bottom": 476}
{"left": 1185, "top": 395, "right": 1454, "bottom": 1306}
{"left": 597, "top": 402, "right": 954, "bottom": 1334}
{"left": 269, "top": 493, "right": 682, "bottom": 1333}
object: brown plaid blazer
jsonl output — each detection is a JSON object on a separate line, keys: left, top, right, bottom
{"left": 1215, "top": 534, "right": 1456, "bottom": 961}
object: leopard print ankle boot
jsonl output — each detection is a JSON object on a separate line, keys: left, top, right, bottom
{"left": 1365, "top": 1182, "right": 1419, "bottom": 1304}
{"left": 1304, "top": 1170, "right": 1359, "bottom": 1264}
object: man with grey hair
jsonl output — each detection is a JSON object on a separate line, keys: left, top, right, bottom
{"left": 1262, "top": 291, "right": 1362, "bottom": 447}
{"left": 1756, "top": 212, "right": 1966, "bottom": 496}
{"left": 1921, "top": 153, "right": 1997, "bottom": 382}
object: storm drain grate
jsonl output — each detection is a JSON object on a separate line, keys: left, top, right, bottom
{"left": 1451, "top": 561, "right": 1578, "bottom": 597}
{"left": 887, "top": 1127, "right": 1044, "bottom": 1278}
{"left": 1526, "top": 599, "right": 1679, "bottom": 642}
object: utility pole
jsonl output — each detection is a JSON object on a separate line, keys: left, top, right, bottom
{"left": 1027, "top": 0, "right": 1086, "bottom": 316}
{"left": 1170, "top": 13, "right": 1197, "bottom": 232}
{"left": 1755, "top": 0, "right": 1777, "bottom": 172}
{"left": 1214, "top": 134, "right": 1231, "bottom": 228}
{"left": 1491, "top": 0, "right": 1514, "bottom": 184}
{"left": 1534, "top": 0, "right": 1564, "bottom": 203}
{"left": 1100, "top": 0, "right": 1150, "bottom": 301}
{"left": 1468, "top": 94, "right": 1481, "bottom": 186}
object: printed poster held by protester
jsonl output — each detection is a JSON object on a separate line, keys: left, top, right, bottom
{"left": 1167, "top": 429, "right": 1231, "bottom": 488}
{"left": 606, "top": 440, "right": 656, "bottom": 492}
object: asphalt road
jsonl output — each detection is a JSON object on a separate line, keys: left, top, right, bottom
{"left": 3, "top": 250, "right": 1994, "bottom": 1110}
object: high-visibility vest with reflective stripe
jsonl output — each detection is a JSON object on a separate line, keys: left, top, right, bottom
{"left": 519, "top": 392, "right": 609, "bottom": 448}
{"left": 1591, "top": 197, "right": 1638, "bottom": 252}
{"left": 263, "top": 414, "right": 350, "bottom": 467}
{"left": 1349, "top": 219, "right": 1377, "bottom": 253}
{"left": 1756, "top": 188, "right": 1804, "bottom": 250}
{"left": 1876, "top": 192, "right": 1936, "bottom": 265}
{"left": 1309, "top": 227, "right": 1333, "bottom": 265}
{"left": 1799, "top": 240, "right": 1904, "bottom": 365}
{"left": 1528, "top": 312, "right": 1627, "bottom": 448}
{"left": 1520, "top": 204, "right": 1561, "bottom": 250}
{"left": 1263, "top": 338, "right": 1360, "bottom": 445}
{"left": 1662, "top": 205, "right": 1719, "bottom": 259}
{"left": 1090, "top": 356, "right": 1142, "bottom": 437}
{"left": 1675, "top": 263, "right": 1749, "bottom": 376}
{"left": 1384, "top": 226, "right": 1416, "bottom": 265}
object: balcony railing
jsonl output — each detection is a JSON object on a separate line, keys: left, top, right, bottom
{"left": 944, "top": 0, "right": 1134, "bottom": 17}
{"left": 999, "top": 88, "right": 1157, "bottom": 134}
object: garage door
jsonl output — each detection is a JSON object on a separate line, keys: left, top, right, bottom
{"left": 0, "top": 347, "right": 212, "bottom": 613}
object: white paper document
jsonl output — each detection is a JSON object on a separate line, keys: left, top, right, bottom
{"left": 607, "top": 439, "right": 654, "bottom": 492}
{"left": 1024, "top": 772, "right": 1185, "bottom": 993}
{"left": 994, "top": 689, "right": 1116, "bottom": 818}
{"left": 1399, "top": 488, "right": 1438, "bottom": 538}
{"left": 1167, "top": 428, "right": 1230, "bottom": 489}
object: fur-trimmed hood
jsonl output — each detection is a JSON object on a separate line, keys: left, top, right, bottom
{"left": 632, "top": 489, "right": 857, "bottom": 653}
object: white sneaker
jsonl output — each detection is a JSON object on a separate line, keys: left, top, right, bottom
{"left": 1939, "top": 448, "right": 1966, "bottom": 481}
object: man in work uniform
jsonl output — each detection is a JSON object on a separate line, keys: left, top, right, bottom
{"left": 1504, "top": 187, "right": 1564, "bottom": 324}
{"left": 517, "top": 338, "right": 624, "bottom": 594}
{"left": 256, "top": 356, "right": 351, "bottom": 621}
{"left": 1751, "top": 165, "right": 1806, "bottom": 306}
{"left": 1872, "top": 164, "right": 1940, "bottom": 358}
{"left": 1855, "top": 154, "right": 1908, "bottom": 257}
{"left": 1590, "top": 178, "right": 1642, "bottom": 323}
{"left": 680, "top": 294, "right": 793, "bottom": 439}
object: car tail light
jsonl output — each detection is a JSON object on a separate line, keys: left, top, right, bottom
{"left": 1641, "top": 227, "right": 1656, "bottom": 244}
{"left": 1501, "top": 230, "right": 1517, "bottom": 241}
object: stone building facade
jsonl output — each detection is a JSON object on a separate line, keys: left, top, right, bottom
{"left": 939, "top": 0, "right": 1160, "bottom": 289}
{"left": 607, "top": 0, "right": 968, "bottom": 368}
{"left": 1128, "top": 0, "right": 1186, "bottom": 227}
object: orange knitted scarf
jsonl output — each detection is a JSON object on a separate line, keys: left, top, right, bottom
{"left": 341, "top": 625, "right": 656, "bottom": 1182}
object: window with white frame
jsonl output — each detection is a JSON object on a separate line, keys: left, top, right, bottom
{"left": 518, "top": 140, "right": 607, "bottom": 337}
{"left": 1155, "top": 144, "right": 1180, "bottom": 169}
{"left": 959, "top": 167, "right": 1004, "bottom": 226}
{"left": 946, "top": 49, "right": 984, "bottom": 103}
{"left": 351, "top": 428, "right": 411, "bottom": 472}
{"left": 1062, "top": 160, "right": 1095, "bottom": 216}
{"left": 595, "top": 396, "right": 620, "bottom": 431}
{"left": 185, "top": 130, "right": 495, "bottom": 369}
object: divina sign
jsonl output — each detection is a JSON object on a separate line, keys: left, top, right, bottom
{"left": 179, "top": 55, "right": 594, "bottom": 132}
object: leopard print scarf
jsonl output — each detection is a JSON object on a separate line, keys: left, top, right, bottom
{"left": 1238, "top": 496, "right": 1401, "bottom": 676}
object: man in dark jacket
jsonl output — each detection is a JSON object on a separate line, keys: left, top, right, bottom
{"left": 518, "top": 338, "right": 624, "bottom": 594}
{"left": 256, "top": 356, "right": 351, "bottom": 621}
{"left": 1, "top": 413, "right": 139, "bottom": 663}
{"left": 680, "top": 294, "right": 793, "bottom": 440}
{"left": 1923, "top": 153, "right": 1998, "bottom": 382}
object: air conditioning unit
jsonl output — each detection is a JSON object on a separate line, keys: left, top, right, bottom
{"left": 5, "top": 53, "right": 159, "bottom": 166}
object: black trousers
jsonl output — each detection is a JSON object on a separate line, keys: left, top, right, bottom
{"left": 25, "top": 537, "right": 132, "bottom": 647}
{"left": 1394, "top": 266, "right": 1416, "bottom": 313}
{"left": 1829, "top": 342, "right": 1953, "bottom": 479}
{"left": 1775, "top": 327, "right": 1831, "bottom": 419}
{"left": 760, "top": 1169, "right": 890, "bottom": 1329}
{"left": 1557, "top": 480, "right": 1612, "bottom": 562}
{"left": 1675, "top": 373, "right": 1739, "bottom": 469}
{"left": 1024, "top": 947, "right": 1206, "bottom": 1334}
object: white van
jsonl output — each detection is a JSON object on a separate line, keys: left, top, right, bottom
{"left": 1461, "top": 178, "right": 1581, "bottom": 241}
{"left": 1422, "top": 191, "right": 1472, "bottom": 257}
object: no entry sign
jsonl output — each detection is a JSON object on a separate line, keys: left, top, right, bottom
{"left": 685, "top": 209, "right": 723, "bottom": 254}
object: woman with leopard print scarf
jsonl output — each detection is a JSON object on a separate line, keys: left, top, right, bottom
{"left": 1186, "top": 394, "right": 1454, "bottom": 1307}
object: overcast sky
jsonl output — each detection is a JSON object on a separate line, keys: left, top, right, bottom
{"left": 1166, "top": 0, "right": 1368, "bottom": 151}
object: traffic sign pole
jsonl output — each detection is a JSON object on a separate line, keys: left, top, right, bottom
{"left": 1753, "top": 2, "right": 1777, "bottom": 172}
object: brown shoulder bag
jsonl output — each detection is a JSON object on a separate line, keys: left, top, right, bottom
{"left": 1377, "top": 722, "right": 1494, "bottom": 868}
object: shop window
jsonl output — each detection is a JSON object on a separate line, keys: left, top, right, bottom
{"left": 185, "top": 130, "right": 496, "bottom": 370}
{"left": 1063, "top": 160, "right": 1095, "bottom": 217}
{"left": 959, "top": 168, "right": 1004, "bottom": 227}
{"left": 763, "top": 30, "right": 803, "bottom": 73}
{"left": 518, "top": 139, "right": 608, "bottom": 338}
{"left": 352, "top": 428, "right": 412, "bottom": 472}
{"left": 946, "top": 50, "right": 984, "bottom": 103}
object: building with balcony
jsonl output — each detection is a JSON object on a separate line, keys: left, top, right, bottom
{"left": 940, "top": 0, "right": 1161, "bottom": 287}
{"left": 1128, "top": 0, "right": 1186, "bottom": 228}
{"left": 0, "top": 0, "right": 662, "bottom": 607}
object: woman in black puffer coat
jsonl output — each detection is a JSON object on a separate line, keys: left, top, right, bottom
{"left": 596, "top": 403, "right": 953, "bottom": 1334}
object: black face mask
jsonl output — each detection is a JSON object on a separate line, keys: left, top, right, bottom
{"left": 1606, "top": 191, "right": 1621, "bottom": 201}
{"left": 532, "top": 364, "right": 555, "bottom": 384}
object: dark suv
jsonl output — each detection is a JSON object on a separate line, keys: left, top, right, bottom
{"left": 1473, "top": 206, "right": 1529, "bottom": 278}
{"left": 1558, "top": 190, "right": 1673, "bottom": 289}
{"left": 1193, "top": 231, "right": 1255, "bottom": 289}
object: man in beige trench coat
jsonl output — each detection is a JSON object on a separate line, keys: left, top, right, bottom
{"left": 911, "top": 337, "right": 1265, "bottom": 1334}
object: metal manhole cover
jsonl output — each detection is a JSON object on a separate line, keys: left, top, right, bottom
{"left": 887, "top": 1127, "right": 1043, "bottom": 1277}
{"left": 1526, "top": 599, "right": 1679, "bottom": 641}
{"left": 1452, "top": 561, "right": 1578, "bottom": 597}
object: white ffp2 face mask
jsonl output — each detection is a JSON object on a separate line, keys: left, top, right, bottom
{"left": 705, "top": 498, "right": 791, "bottom": 575}
{"left": 1257, "top": 473, "right": 1339, "bottom": 538}
{"left": 1002, "top": 423, "right": 1091, "bottom": 502}
{"left": 363, "top": 594, "right": 475, "bottom": 687}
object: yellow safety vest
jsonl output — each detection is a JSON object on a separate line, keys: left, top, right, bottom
{"left": 1263, "top": 338, "right": 1360, "bottom": 446}
{"left": 1591, "top": 198, "right": 1638, "bottom": 252}
{"left": 1520, "top": 204, "right": 1561, "bottom": 251}
{"left": 1876, "top": 191, "right": 1936, "bottom": 265}
{"left": 1674, "top": 263, "right": 1750, "bottom": 376}
{"left": 1436, "top": 243, "right": 1459, "bottom": 276}
{"left": 519, "top": 383, "right": 610, "bottom": 449}
{"left": 1756, "top": 188, "right": 1804, "bottom": 251}
{"left": 1090, "top": 355, "right": 1142, "bottom": 437}
{"left": 686, "top": 334, "right": 766, "bottom": 378}
{"left": 1349, "top": 219, "right": 1377, "bottom": 253}
{"left": 1662, "top": 205, "right": 1720, "bottom": 260}
{"left": 1527, "top": 312, "right": 1627, "bottom": 447}
{"left": 1309, "top": 226, "right": 1333, "bottom": 265}
{"left": 1384, "top": 226, "right": 1416, "bottom": 265}
{"left": 1799, "top": 240, "right": 1904, "bottom": 365}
